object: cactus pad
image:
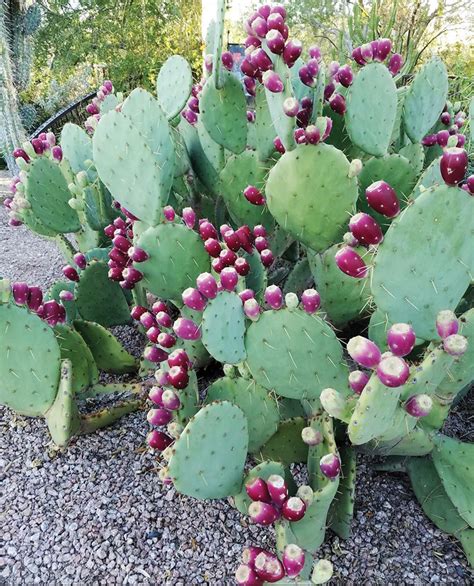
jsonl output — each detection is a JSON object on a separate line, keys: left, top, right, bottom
{"left": 346, "top": 63, "right": 397, "bottom": 156}
{"left": 44, "top": 360, "right": 80, "bottom": 447}
{"left": 372, "top": 184, "right": 474, "bottom": 340}
{"left": 259, "top": 417, "right": 308, "bottom": 464}
{"left": 201, "top": 291, "right": 246, "bottom": 364}
{"left": 264, "top": 56, "right": 296, "bottom": 151}
{"left": 205, "top": 376, "right": 279, "bottom": 452}
{"left": 61, "top": 123, "right": 96, "bottom": 181}
{"left": 412, "top": 156, "right": 443, "bottom": 199}
{"left": 0, "top": 303, "right": 60, "bottom": 416}
{"left": 25, "top": 157, "right": 81, "bottom": 233}
{"left": 168, "top": 401, "right": 248, "bottom": 499}
{"left": 196, "top": 120, "right": 225, "bottom": 173}
{"left": 156, "top": 55, "right": 193, "bottom": 120}
{"left": 46, "top": 280, "right": 77, "bottom": 322}
{"left": 403, "top": 58, "right": 448, "bottom": 142}
{"left": 245, "top": 308, "right": 348, "bottom": 400}
{"left": 328, "top": 446, "right": 356, "bottom": 539}
{"left": 266, "top": 144, "right": 358, "bottom": 251}
{"left": 54, "top": 324, "right": 98, "bottom": 393}
{"left": 135, "top": 222, "right": 210, "bottom": 301}
{"left": 255, "top": 85, "right": 276, "bottom": 161}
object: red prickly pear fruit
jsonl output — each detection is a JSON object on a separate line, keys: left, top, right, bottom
{"left": 242, "top": 546, "right": 265, "bottom": 567}
{"left": 349, "top": 212, "right": 383, "bottom": 246}
{"left": 309, "top": 45, "right": 322, "bottom": 60}
{"left": 109, "top": 247, "right": 128, "bottom": 265}
{"left": 143, "top": 346, "right": 168, "bottom": 363}
{"left": 320, "top": 453, "right": 341, "bottom": 478}
{"left": 437, "top": 129, "right": 450, "bottom": 147}
{"left": 266, "top": 29, "right": 285, "bottom": 54}
{"left": 376, "top": 353, "right": 410, "bottom": 387}
{"left": 388, "top": 53, "right": 403, "bottom": 75}
{"left": 456, "top": 134, "right": 466, "bottom": 148}
{"left": 27, "top": 286, "right": 43, "bottom": 312}
{"left": 108, "top": 267, "right": 123, "bottom": 281}
{"left": 267, "top": 12, "right": 285, "bottom": 33}
{"left": 250, "top": 48, "right": 273, "bottom": 71}
{"left": 173, "top": 317, "right": 201, "bottom": 341}
{"left": 196, "top": 272, "right": 218, "bottom": 299}
{"left": 161, "top": 389, "right": 181, "bottom": 411}
{"left": 167, "top": 348, "right": 190, "bottom": 369}
{"left": 187, "top": 96, "right": 199, "bottom": 112}
{"left": 147, "top": 430, "right": 173, "bottom": 451}
{"left": 254, "top": 551, "right": 285, "bottom": 582}
{"left": 387, "top": 323, "right": 416, "bottom": 357}
{"left": 440, "top": 147, "right": 468, "bottom": 185}
{"left": 147, "top": 408, "right": 172, "bottom": 426}
{"left": 235, "top": 226, "right": 254, "bottom": 253}
{"left": 13, "top": 148, "right": 30, "bottom": 162}
{"left": 247, "top": 111, "right": 256, "bottom": 124}
{"left": 273, "top": 136, "right": 285, "bottom": 154}
{"left": 443, "top": 334, "right": 468, "bottom": 356}
{"left": 122, "top": 267, "right": 143, "bottom": 284}
{"left": 324, "top": 81, "right": 335, "bottom": 100}
{"left": 73, "top": 252, "right": 87, "bottom": 270}
{"left": 62, "top": 265, "right": 80, "bottom": 282}
{"left": 168, "top": 365, "right": 189, "bottom": 389}
{"left": 282, "top": 544, "right": 305, "bottom": 578}
{"left": 248, "top": 501, "right": 280, "bottom": 525}
{"left": 305, "top": 125, "right": 321, "bottom": 144}
{"left": 244, "top": 76, "right": 257, "bottom": 96}
{"left": 260, "top": 249, "right": 274, "bottom": 267}
{"left": 152, "top": 300, "right": 169, "bottom": 315}
{"left": 219, "top": 223, "right": 232, "bottom": 237}
{"left": 441, "top": 112, "right": 451, "bottom": 125}
{"left": 245, "top": 35, "right": 261, "bottom": 49}
{"left": 251, "top": 16, "right": 268, "bottom": 38}
{"left": 241, "top": 57, "right": 259, "bottom": 78}
{"left": 163, "top": 205, "right": 175, "bottom": 221}
{"left": 404, "top": 394, "right": 433, "bottom": 418}
{"left": 264, "top": 285, "right": 283, "bottom": 309}
{"left": 352, "top": 46, "right": 366, "bottom": 66}
{"left": 307, "top": 58, "right": 319, "bottom": 77}
{"left": 235, "top": 564, "right": 264, "bottom": 586}
{"left": 146, "top": 326, "right": 161, "bottom": 343}
{"left": 282, "top": 39, "right": 302, "bottom": 67}
{"left": 266, "top": 474, "right": 288, "bottom": 505}
{"left": 155, "top": 311, "right": 172, "bottom": 328}
{"left": 113, "top": 234, "right": 131, "bottom": 252}
{"left": 328, "top": 60, "right": 340, "bottom": 78}
{"left": 347, "top": 336, "right": 381, "bottom": 368}
{"left": 128, "top": 247, "right": 149, "bottom": 263}
{"left": 182, "top": 109, "right": 197, "bottom": 125}
{"left": 301, "top": 288, "right": 321, "bottom": 313}
{"left": 270, "top": 3, "right": 287, "bottom": 19}
{"left": 436, "top": 310, "right": 459, "bottom": 339}
{"left": 182, "top": 287, "right": 207, "bottom": 311}
{"left": 221, "top": 51, "right": 234, "bottom": 70}
{"left": 335, "top": 246, "right": 369, "bottom": 278}
{"left": 336, "top": 64, "right": 353, "bottom": 87}
{"left": 223, "top": 229, "right": 242, "bottom": 252}
{"left": 258, "top": 4, "right": 271, "bottom": 18}
{"left": 329, "top": 93, "right": 346, "bottom": 115}
{"left": 244, "top": 298, "right": 261, "bottom": 320}
{"left": 234, "top": 257, "right": 250, "bottom": 276}
{"left": 157, "top": 332, "right": 176, "bottom": 348}
{"left": 360, "top": 43, "right": 373, "bottom": 62}
{"left": 220, "top": 267, "right": 239, "bottom": 291}
{"left": 120, "top": 278, "right": 136, "bottom": 289}
{"left": 199, "top": 220, "right": 218, "bottom": 241}
{"left": 104, "top": 224, "right": 115, "bottom": 238}
{"left": 281, "top": 497, "right": 306, "bottom": 521}
{"left": 239, "top": 289, "right": 255, "bottom": 303}
{"left": 149, "top": 386, "right": 165, "bottom": 407}
{"left": 298, "top": 65, "right": 316, "bottom": 88}
{"left": 262, "top": 71, "right": 284, "bottom": 93}
{"left": 348, "top": 370, "right": 370, "bottom": 394}
{"left": 283, "top": 97, "right": 299, "bottom": 117}
{"left": 86, "top": 102, "right": 100, "bottom": 115}
{"left": 12, "top": 282, "right": 29, "bottom": 305}
{"left": 140, "top": 311, "right": 156, "bottom": 329}
{"left": 52, "top": 146, "right": 63, "bottom": 161}
{"left": 301, "top": 426, "right": 323, "bottom": 446}
{"left": 254, "top": 236, "right": 268, "bottom": 252}
{"left": 422, "top": 134, "right": 438, "bottom": 146}
{"left": 182, "top": 207, "right": 196, "bottom": 229}
{"left": 253, "top": 225, "right": 266, "bottom": 238}
{"left": 243, "top": 185, "right": 266, "bottom": 206}
{"left": 377, "top": 38, "right": 392, "bottom": 61}
{"left": 219, "top": 249, "right": 237, "bottom": 267}
{"left": 154, "top": 368, "right": 170, "bottom": 386}
{"left": 365, "top": 180, "right": 400, "bottom": 218}
{"left": 245, "top": 477, "right": 271, "bottom": 502}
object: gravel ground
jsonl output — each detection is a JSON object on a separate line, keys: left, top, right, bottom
{"left": 0, "top": 179, "right": 473, "bottom": 584}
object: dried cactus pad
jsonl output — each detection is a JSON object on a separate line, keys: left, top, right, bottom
{"left": 0, "top": 303, "right": 60, "bottom": 415}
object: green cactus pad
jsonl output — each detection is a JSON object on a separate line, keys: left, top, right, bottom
{"left": 258, "top": 417, "right": 308, "bottom": 464}
{"left": 60, "top": 123, "right": 96, "bottom": 181}
{"left": 348, "top": 372, "right": 404, "bottom": 445}
{"left": 178, "top": 307, "right": 210, "bottom": 370}
{"left": 412, "top": 156, "right": 443, "bottom": 199}
{"left": 305, "top": 411, "right": 338, "bottom": 490}
{"left": 407, "top": 457, "right": 468, "bottom": 534}
{"left": 403, "top": 58, "right": 448, "bottom": 142}
{"left": 233, "top": 460, "right": 285, "bottom": 514}
{"left": 245, "top": 308, "right": 348, "bottom": 400}
{"left": 201, "top": 291, "right": 246, "bottom": 364}
{"left": 459, "top": 530, "right": 474, "bottom": 566}
{"left": 196, "top": 120, "right": 225, "bottom": 173}
{"left": 283, "top": 258, "right": 313, "bottom": 297}
{"left": 308, "top": 244, "right": 373, "bottom": 327}
{"left": 73, "top": 320, "right": 137, "bottom": 373}
{"left": 46, "top": 280, "right": 77, "bottom": 322}
{"left": 0, "top": 303, "right": 60, "bottom": 416}
{"left": 266, "top": 144, "right": 358, "bottom": 251}
{"left": 401, "top": 344, "right": 454, "bottom": 401}
{"left": 168, "top": 401, "right": 248, "bottom": 499}
{"left": 244, "top": 251, "right": 267, "bottom": 301}
{"left": 218, "top": 150, "right": 274, "bottom": 231}
{"left": 135, "top": 222, "right": 210, "bottom": 301}
{"left": 399, "top": 142, "right": 425, "bottom": 177}
{"left": 75, "top": 261, "right": 131, "bottom": 327}
{"left": 432, "top": 435, "right": 474, "bottom": 527}
{"left": 368, "top": 308, "right": 391, "bottom": 350}
{"left": 175, "top": 370, "right": 199, "bottom": 426}
{"left": 44, "top": 360, "right": 80, "bottom": 446}
{"left": 200, "top": 70, "right": 247, "bottom": 154}
{"left": 372, "top": 184, "right": 474, "bottom": 341}
{"left": 364, "top": 427, "right": 434, "bottom": 456}
{"left": 264, "top": 56, "right": 296, "bottom": 151}
{"left": 345, "top": 63, "right": 397, "bottom": 156}
{"left": 54, "top": 324, "right": 98, "bottom": 393}
{"left": 100, "top": 94, "right": 119, "bottom": 113}
{"left": 93, "top": 96, "right": 173, "bottom": 225}
{"left": 25, "top": 157, "right": 81, "bottom": 233}
{"left": 156, "top": 55, "right": 193, "bottom": 120}
{"left": 255, "top": 85, "right": 276, "bottom": 161}
{"left": 205, "top": 376, "right": 279, "bottom": 453}
{"left": 328, "top": 446, "right": 356, "bottom": 539}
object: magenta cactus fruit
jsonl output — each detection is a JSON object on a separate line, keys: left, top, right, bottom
{"left": 376, "top": 354, "right": 410, "bottom": 387}
{"left": 163, "top": 205, "right": 175, "bottom": 221}
{"left": 335, "top": 246, "right": 369, "bottom": 278}
{"left": 441, "top": 112, "right": 451, "bottom": 125}
{"left": 323, "top": 81, "right": 335, "bottom": 100}
{"left": 244, "top": 298, "right": 261, "bottom": 321}
{"left": 248, "top": 501, "right": 280, "bottom": 525}
{"left": 220, "top": 267, "right": 239, "bottom": 291}
{"left": 264, "top": 285, "right": 283, "bottom": 309}
{"left": 283, "top": 544, "right": 305, "bottom": 578}
{"left": 140, "top": 311, "right": 156, "bottom": 329}
{"left": 254, "top": 236, "right": 268, "bottom": 252}
{"left": 167, "top": 349, "right": 190, "bottom": 369}
{"left": 221, "top": 51, "right": 234, "bottom": 71}
{"left": 254, "top": 552, "right": 285, "bottom": 583}
{"left": 336, "top": 64, "right": 353, "bottom": 87}
{"left": 73, "top": 252, "right": 87, "bottom": 270}
{"left": 320, "top": 453, "right": 341, "bottom": 479}
{"left": 273, "top": 136, "right": 285, "bottom": 154}
{"left": 182, "top": 287, "right": 207, "bottom": 311}
{"left": 149, "top": 386, "right": 165, "bottom": 407}
{"left": 282, "top": 39, "right": 302, "bottom": 66}
{"left": 181, "top": 207, "right": 196, "bottom": 229}
{"left": 440, "top": 147, "right": 468, "bottom": 185}
{"left": 196, "top": 272, "right": 218, "bottom": 299}
{"left": 266, "top": 474, "right": 288, "bottom": 505}
{"left": 130, "top": 305, "right": 147, "bottom": 320}
{"left": 309, "top": 45, "right": 322, "bottom": 60}
{"left": 422, "top": 134, "right": 438, "bottom": 147}
{"left": 12, "top": 282, "right": 29, "bottom": 305}
{"left": 305, "top": 125, "right": 321, "bottom": 144}
{"left": 283, "top": 97, "right": 299, "bottom": 117}
{"left": 266, "top": 29, "right": 285, "bottom": 54}
{"left": 173, "top": 317, "right": 201, "bottom": 341}
{"left": 143, "top": 346, "right": 168, "bottom": 363}
{"left": 27, "top": 286, "right": 43, "bottom": 311}
{"left": 436, "top": 310, "right": 459, "bottom": 339}
{"left": 347, "top": 336, "right": 382, "bottom": 368}
{"left": 154, "top": 369, "right": 170, "bottom": 386}
{"left": 161, "top": 389, "right": 181, "bottom": 411}
{"left": 281, "top": 497, "right": 306, "bottom": 522}
{"left": 260, "top": 249, "right": 274, "bottom": 267}
{"left": 157, "top": 332, "right": 176, "bottom": 348}
{"left": 235, "top": 564, "right": 263, "bottom": 586}
{"left": 113, "top": 234, "right": 131, "bottom": 252}
{"left": 298, "top": 65, "right": 315, "bottom": 87}
{"left": 199, "top": 220, "right": 218, "bottom": 241}
{"left": 204, "top": 237, "right": 221, "bottom": 258}
{"left": 146, "top": 326, "right": 161, "bottom": 344}
{"left": 223, "top": 229, "right": 242, "bottom": 252}
{"left": 122, "top": 267, "right": 143, "bottom": 284}
{"left": 239, "top": 289, "right": 255, "bottom": 303}
{"left": 301, "top": 288, "right": 321, "bottom": 313}
{"left": 13, "top": 148, "right": 30, "bottom": 162}
{"left": 404, "top": 394, "right": 433, "bottom": 418}
{"left": 235, "top": 257, "right": 250, "bottom": 276}
{"left": 253, "top": 225, "right": 266, "bottom": 238}
{"left": 52, "top": 146, "right": 63, "bottom": 161}
{"left": 245, "top": 477, "right": 271, "bottom": 503}
{"left": 348, "top": 370, "right": 370, "bottom": 394}
{"left": 147, "top": 430, "right": 173, "bottom": 451}
{"left": 262, "top": 70, "right": 284, "bottom": 93}
{"left": 155, "top": 311, "right": 173, "bottom": 328}
{"left": 243, "top": 185, "right": 266, "bottom": 206}
{"left": 443, "top": 334, "right": 468, "bottom": 357}
{"left": 437, "top": 129, "right": 450, "bottom": 147}
{"left": 365, "top": 180, "right": 400, "bottom": 217}
{"left": 167, "top": 365, "right": 190, "bottom": 389}
{"left": 349, "top": 212, "right": 383, "bottom": 246}
{"left": 147, "top": 408, "right": 172, "bottom": 426}
{"left": 250, "top": 48, "right": 273, "bottom": 71}
{"left": 128, "top": 247, "right": 149, "bottom": 263}
{"left": 62, "top": 265, "right": 80, "bottom": 282}
{"left": 329, "top": 93, "right": 346, "bottom": 115}
{"left": 242, "top": 546, "right": 265, "bottom": 567}
{"left": 377, "top": 38, "right": 392, "bottom": 61}
{"left": 301, "top": 426, "right": 323, "bottom": 446}
{"left": 352, "top": 46, "right": 366, "bottom": 66}
{"left": 387, "top": 323, "right": 416, "bottom": 357}
{"left": 360, "top": 43, "right": 373, "bottom": 62}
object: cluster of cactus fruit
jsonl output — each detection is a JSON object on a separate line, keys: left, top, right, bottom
{"left": 2, "top": 0, "right": 474, "bottom": 581}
